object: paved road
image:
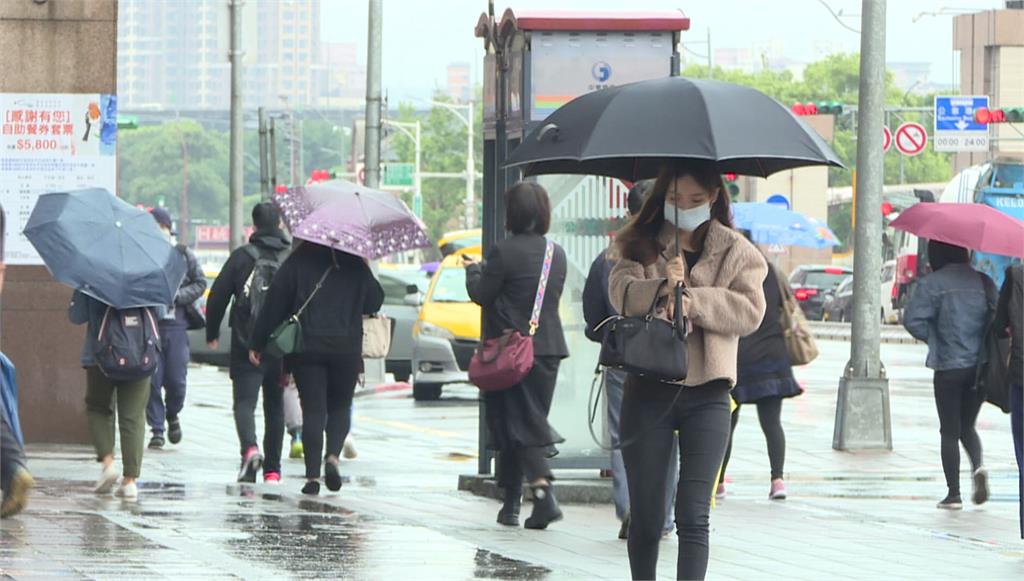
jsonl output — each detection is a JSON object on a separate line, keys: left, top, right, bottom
{"left": 2, "top": 340, "right": 1022, "bottom": 579}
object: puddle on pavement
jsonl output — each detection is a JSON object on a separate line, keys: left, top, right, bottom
{"left": 13, "top": 479, "right": 552, "bottom": 579}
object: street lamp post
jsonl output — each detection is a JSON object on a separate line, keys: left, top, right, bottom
{"left": 382, "top": 119, "right": 422, "bottom": 218}
{"left": 431, "top": 101, "right": 475, "bottom": 228}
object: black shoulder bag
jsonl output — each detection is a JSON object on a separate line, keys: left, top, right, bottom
{"left": 594, "top": 280, "right": 689, "bottom": 383}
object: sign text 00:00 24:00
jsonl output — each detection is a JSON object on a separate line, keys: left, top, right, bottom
{"left": 15, "top": 139, "right": 60, "bottom": 151}
{"left": 934, "top": 135, "right": 989, "bottom": 149}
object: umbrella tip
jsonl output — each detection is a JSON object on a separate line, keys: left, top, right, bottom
{"left": 537, "top": 123, "right": 559, "bottom": 142}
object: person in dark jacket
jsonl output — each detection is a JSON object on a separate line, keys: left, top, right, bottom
{"left": 464, "top": 182, "right": 569, "bottom": 530}
{"left": 582, "top": 181, "right": 677, "bottom": 540}
{"left": 249, "top": 242, "right": 383, "bottom": 496}
{"left": 993, "top": 263, "right": 1023, "bottom": 537}
{"left": 718, "top": 247, "right": 802, "bottom": 501}
{"left": 146, "top": 207, "right": 206, "bottom": 450}
{"left": 903, "top": 240, "right": 997, "bottom": 510}
{"left": 206, "top": 203, "right": 292, "bottom": 483}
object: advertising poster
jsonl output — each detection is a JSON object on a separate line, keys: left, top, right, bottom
{"left": 0, "top": 93, "right": 118, "bottom": 265}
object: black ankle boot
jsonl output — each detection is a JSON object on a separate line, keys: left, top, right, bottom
{"left": 497, "top": 487, "right": 522, "bottom": 526}
{"left": 524, "top": 485, "right": 563, "bottom": 530}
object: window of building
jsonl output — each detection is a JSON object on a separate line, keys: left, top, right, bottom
{"left": 284, "top": 40, "right": 295, "bottom": 48}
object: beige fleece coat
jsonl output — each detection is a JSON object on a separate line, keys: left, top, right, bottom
{"left": 609, "top": 219, "right": 768, "bottom": 388}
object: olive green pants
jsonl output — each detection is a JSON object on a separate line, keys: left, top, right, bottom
{"left": 85, "top": 367, "right": 150, "bottom": 478}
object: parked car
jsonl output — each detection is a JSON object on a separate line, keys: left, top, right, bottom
{"left": 789, "top": 265, "right": 854, "bottom": 321}
{"left": 188, "top": 270, "right": 231, "bottom": 367}
{"left": 822, "top": 276, "right": 854, "bottom": 322}
{"left": 410, "top": 249, "right": 482, "bottom": 401}
{"left": 820, "top": 261, "right": 901, "bottom": 324}
{"left": 378, "top": 265, "right": 430, "bottom": 383}
{"left": 880, "top": 260, "right": 899, "bottom": 324}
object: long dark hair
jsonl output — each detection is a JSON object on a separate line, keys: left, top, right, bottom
{"left": 615, "top": 160, "right": 733, "bottom": 264}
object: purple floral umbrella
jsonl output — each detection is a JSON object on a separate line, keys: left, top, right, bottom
{"left": 274, "top": 180, "right": 430, "bottom": 259}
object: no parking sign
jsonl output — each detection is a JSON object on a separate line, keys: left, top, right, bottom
{"left": 894, "top": 122, "right": 927, "bottom": 157}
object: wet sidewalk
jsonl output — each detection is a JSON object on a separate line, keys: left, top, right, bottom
{"left": 2, "top": 340, "right": 1023, "bottom": 580}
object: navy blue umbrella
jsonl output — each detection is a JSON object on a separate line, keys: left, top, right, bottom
{"left": 24, "top": 188, "right": 186, "bottom": 308}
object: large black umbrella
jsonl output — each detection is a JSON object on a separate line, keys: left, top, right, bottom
{"left": 24, "top": 188, "right": 186, "bottom": 308}
{"left": 506, "top": 76, "right": 845, "bottom": 180}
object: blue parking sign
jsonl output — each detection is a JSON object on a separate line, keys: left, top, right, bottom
{"left": 935, "top": 95, "right": 989, "bottom": 132}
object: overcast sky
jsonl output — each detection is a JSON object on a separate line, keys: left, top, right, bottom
{"left": 320, "top": 0, "right": 1005, "bottom": 103}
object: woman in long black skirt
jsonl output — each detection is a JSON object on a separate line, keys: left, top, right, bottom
{"left": 464, "top": 182, "right": 569, "bottom": 530}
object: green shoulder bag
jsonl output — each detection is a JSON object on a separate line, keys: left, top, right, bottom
{"left": 265, "top": 265, "right": 333, "bottom": 358}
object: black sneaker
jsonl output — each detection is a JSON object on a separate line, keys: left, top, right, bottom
{"left": 167, "top": 416, "right": 182, "bottom": 445}
{"left": 324, "top": 461, "right": 343, "bottom": 492}
{"left": 148, "top": 434, "right": 165, "bottom": 450}
{"left": 972, "top": 468, "right": 989, "bottom": 505}
{"left": 301, "top": 481, "right": 321, "bottom": 495}
{"left": 936, "top": 494, "right": 963, "bottom": 510}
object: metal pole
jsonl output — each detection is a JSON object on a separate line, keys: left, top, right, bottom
{"left": 297, "top": 118, "right": 305, "bottom": 183}
{"left": 364, "top": 0, "right": 383, "bottom": 188}
{"left": 258, "top": 107, "right": 270, "bottom": 200}
{"left": 269, "top": 117, "right": 278, "bottom": 191}
{"left": 706, "top": 28, "right": 712, "bottom": 79}
{"left": 834, "top": 0, "right": 892, "bottom": 451}
{"left": 465, "top": 100, "right": 474, "bottom": 228}
{"left": 288, "top": 110, "right": 297, "bottom": 186}
{"left": 179, "top": 129, "right": 190, "bottom": 245}
{"left": 228, "top": 0, "right": 244, "bottom": 251}
{"left": 414, "top": 121, "right": 422, "bottom": 218}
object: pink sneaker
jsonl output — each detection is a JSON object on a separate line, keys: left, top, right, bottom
{"left": 769, "top": 479, "right": 787, "bottom": 500}
{"left": 264, "top": 472, "right": 281, "bottom": 485}
{"left": 237, "top": 446, "right": 263, "bottom": 483}
{"left": 715, "top": 483, "right": 727, "bottom": 500}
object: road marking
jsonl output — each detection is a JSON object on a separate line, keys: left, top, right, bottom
{"left": 355, "top": 415, "right": 464, "bottom": 439}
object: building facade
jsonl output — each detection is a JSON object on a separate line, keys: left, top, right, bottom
{"left": 118, "top": 0, "right": 331, "bottom": 110}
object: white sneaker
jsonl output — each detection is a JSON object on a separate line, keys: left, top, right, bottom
{"left": 115, "top": 481, "right": 138, "bottom": 499}
{"left": 94, "top": 464, "right": 119, "bottom": 494}
{"left": 342, "top": 435, "right": 358, "bottom": 460}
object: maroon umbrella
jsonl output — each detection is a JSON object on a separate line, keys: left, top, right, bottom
{"left": 274, "top": 180, "right": 430, "bottom": 260}
{"left": 890, "top": 203, "right": 1024, "bottom": 258}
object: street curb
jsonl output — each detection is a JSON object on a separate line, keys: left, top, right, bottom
{"left": 458, "top": 474, "right": 614, "bottom": 504}
{"left": 809, "top": 323, "right": 921, "bottom": 346}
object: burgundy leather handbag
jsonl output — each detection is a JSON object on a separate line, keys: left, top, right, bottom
{"left": 469, "top": 240, "right": 555, "bottom": 392}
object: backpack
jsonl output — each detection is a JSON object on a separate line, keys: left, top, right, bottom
{"left": 94, "top": 306, "right": 161, "bottom": 382}
{"left": 236, "top": 244, "right": 285, "bottom": 344}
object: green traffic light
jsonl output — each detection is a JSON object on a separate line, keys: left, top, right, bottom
{"left": 1008, "top": 108, "right": 1024, "bottom": 123}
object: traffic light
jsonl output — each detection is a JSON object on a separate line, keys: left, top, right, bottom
{"left": 275, "top": 184, "right": 288, "bottom": 194}
{"left": 791, "top": 102, "right": 845, "bottom": 116}
{"left": 974, "top": 107, "right": 1024, "bottom": 124}
{"left": 723, "top": 172, "right": 740, "bottom": 201}
{"left": 308, "top": 169, "right": 330, "bottom": 184}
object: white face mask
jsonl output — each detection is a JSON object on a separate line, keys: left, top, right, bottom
{"left": 664, "top": 201, "right": 711, "bottom": 232}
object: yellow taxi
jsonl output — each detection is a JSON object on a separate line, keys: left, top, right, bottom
{"left": 410, "top": 246, "right": 482, "bottom": 401}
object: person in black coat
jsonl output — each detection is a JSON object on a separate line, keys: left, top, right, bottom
{"left": 718, "top": 243, "right": 802, "bottom": 501}
{"left": 464, "top": 182, "right": 569, "bottom": 530}
{"left": 206, "top": 202, "right": 292, "bottom": 483}
{"left": 249, "top": 242, "right": 384, "bottom": 496}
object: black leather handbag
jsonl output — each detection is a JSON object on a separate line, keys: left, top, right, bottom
{"left": 595, "top": 280, "right": 689, "bottom": 383}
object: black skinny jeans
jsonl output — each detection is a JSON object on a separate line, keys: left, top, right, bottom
{"left": 290, "top": 351, "right": 361, "bottom": 480}
{"left": 232, "top": 356, "right": 284, "bottom": 474}
{"left": 621, "top": 376, "right": 732, "bottom": 581}
{"left": 934, "top": 367, "right": 984, "bottom": 496}
{"left": 720, "top": 397, "right": 786, "bottom": 481}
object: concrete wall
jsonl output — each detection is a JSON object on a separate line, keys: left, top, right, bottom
{"left": 0, "top": 0, "right": 118, "bottom": 443}
{"left": 953, "top": 9, "right": 1024, "bottom": 172}
{"left": 744, "top": 114, "right": 835, "bottom": 277}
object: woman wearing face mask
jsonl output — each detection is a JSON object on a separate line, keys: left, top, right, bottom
{"left": 609, "top": 160, "right": 767, "bottom": 581}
